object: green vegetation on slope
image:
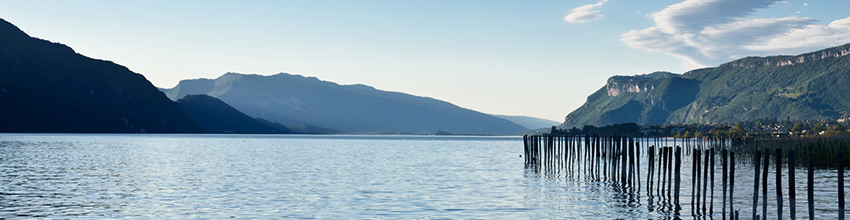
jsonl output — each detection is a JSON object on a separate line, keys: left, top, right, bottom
{"left": 562, "top": 44, "right": 850, "bottom": 129}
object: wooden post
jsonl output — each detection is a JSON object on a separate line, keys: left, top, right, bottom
{"left": 588, "top": 135, "right": 593, "bottom": 177}
{"left": 808, "top": 150, "right": 814, "bottom": 220}
{"left": 696, "top": 149, "right": 703, "bottom": 214}
{"left": 659, "top": 145, "right": 664, "bottom": 195}
{"left": 583, "top": 135, "right": 587, "bottom": 175}
{"left": 838, "top": 152, "right": 844, "bottom": 220}
{"left": 648, "top": 145, "right": 655, "bottom": 196}
{"left": 611, "top": 136, "right": 616, "bottom": 182}
{"left": 674, "top": 146, "right": 681, "bottom": 209}
{"left": 529, "top": 136, "right": 533, "bottom": 165}
{"left": 629, "top": 138, "right": 637, "bottom": 190}
{"left": 762, "top": 149, "right": 769, "bottom": 220}
{"left": 629, "top": 137, "right": 635, "bottom": 189}
{"left": 723, "top": 149, "right": 728, "bottom": 220}
{"left": 528, "top": 135, "right": 532, "bottom": 165}
{"left": 531, "top": 136, "right": 536, "bottom": 165}
{"left": 523, "top": 135, "right": 528, "bottom": 164}
{"left": 596, "top": 135, "right": 601, "bottom": 179}
{"left": 775, "top": 148, "right": 783, "bottom": 220}
{"left": 752, "top": 150, "right": 761, "bottom": 220}
{"left": 730, "top": 151, "right": 735, "bottom": 217}
{"left": 637, "top": 141, "right": 641, "bottom": 194}
{"left": 667, "top": 146, "right": 673, "bottom": 199}
{"left": 703, "top": 148, "right": 709, "bottom": 214}
{"left": 789, "top": 149, "right": 796, "bottom": 220}
{"left": 667, "top": 147, "right": 673, "bottom": 198}
{"left": 692, "top": 148, "right": 698, "bottom": 213}
{"left": 622, "top": 137, "right": 628, "bottom": 186}
{"left": 572, "top": 136, "right": 576, "bottom": 174}
{"left": 710, "top": 148, "right": 715, "bottom": 215}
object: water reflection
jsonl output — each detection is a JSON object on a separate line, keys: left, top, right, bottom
{"left": 522, "top": 136, "right": 850, "bottom": 220}
{"left": 2, "top": 134, "right": 849, "bottom": 219}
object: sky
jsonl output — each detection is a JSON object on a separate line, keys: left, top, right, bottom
{"left": 1, "top": 0, "right": 849, "bottom": 122}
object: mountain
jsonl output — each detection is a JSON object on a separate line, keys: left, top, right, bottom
{"left": 161, "top": 73, "right": 527, "bottom": 134}
{"left": 562, "top": 44, "right": 850, "bottom": 128}
{"left": 494, "top": 115, "right": 560, "bottom": 130}
{"left": 0, "top": 18, "right": 205, "bottom": 133}
{"left": 284, "top": 123, "right": 340, "bottom": 134}
{"left": 175, "top": 95, "right": 293, "bottom": 134}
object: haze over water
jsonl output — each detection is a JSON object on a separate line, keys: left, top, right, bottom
{"left": 0, "top": 134, "right": 847, "bottom": 219}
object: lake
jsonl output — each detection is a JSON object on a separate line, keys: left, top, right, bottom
{"left": 0, "top": 134, "right": 846, "bottom": 219}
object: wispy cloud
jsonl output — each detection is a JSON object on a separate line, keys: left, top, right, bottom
{"left": 748, "top": 17, "right": 850, "bottom": 51}
{"left": 564, "top": 0, "right": 609, "bottom": 24}
{"left": 620, "top": 0, "right": 850, "bottom": 67}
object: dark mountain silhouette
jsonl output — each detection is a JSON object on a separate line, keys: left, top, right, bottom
{"left": 562, "top": 44, "right": 850, "bottom": 128}
{"left": 0, "top": 18, "right": 204, "bottom": 133}
{"left": 175, "top": 95, "right": 293, "bottom": 134}
{"left": 162, "top": 73, "right": 527, "bottom": 134}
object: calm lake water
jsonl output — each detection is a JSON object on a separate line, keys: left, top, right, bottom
{"left": 0, "top": 134, "right": 847, "bottom": 219}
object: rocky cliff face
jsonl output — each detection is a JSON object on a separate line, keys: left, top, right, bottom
{"left": 729, "top": 44, "right": 850, "bottom": 68}
{"left": 605, "top": 72, "right": 677, "bottom": 96}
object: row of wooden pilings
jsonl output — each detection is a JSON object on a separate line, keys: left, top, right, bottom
{"left": 522, "top": 134, "right": 846, "bottom": 220}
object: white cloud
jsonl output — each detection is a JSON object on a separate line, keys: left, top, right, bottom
{"left": 620, "top": 0, "right": 850, "bottom": 67}
{"left": 564, "top": 0, "right": 609, "bottom": 24}
{"left": 748, "top": 17, "right": 850, "bottom": 51}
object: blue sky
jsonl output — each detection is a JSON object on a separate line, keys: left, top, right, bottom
{"left": 1, "top": 0, "right": 848, "bottom": 121}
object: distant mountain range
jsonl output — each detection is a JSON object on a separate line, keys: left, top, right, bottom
{"left": 493, "top": 115, "right": 560, "bottom": 130}
{"left": 12, "top": 15, "right": 839, "bottom": 134}
{"left": 161, "top": 73, "right": 528, "bottom": 134}
{"left": 562, "top": 43, "right": 850, "bottom": 128}
{"left": 0, "top": 18, "right": 536, "bottom": 134}
{"left": 0, "top": 18, "right": 205, "bottom": 133}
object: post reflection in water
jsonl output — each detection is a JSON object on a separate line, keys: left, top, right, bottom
{"left": 523, "top": 135, "right": 850, "bottom": 220}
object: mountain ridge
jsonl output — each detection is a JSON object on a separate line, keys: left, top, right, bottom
{"left": 0, "top": 18, "right": 205, "bottom": 133}
{"left": 162, "top": 72, "right": 528, "bottom": 134}
{"left": 562, "top": 43, "right": 850, "bottom": 129}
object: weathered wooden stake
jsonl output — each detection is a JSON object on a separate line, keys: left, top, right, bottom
{"left": 628, "top": 138, "right": 635, "bottom": 190}
{"left": 722, "top": 149, "right": 728, "bottom": 220}
{"left": 523, "top": 135, "right": 528, "bottom": 164}
{"left": 762, "top": 149, "right": 769, "bottom": 219}
{"left": 838, "top": 152, "right": 844, "bottom": 220}
{"left": 703, "top": 149, "right": 709, "bottom": 214}
{"left": 730, "top": 151, "right": 735, "bottom": 216}
{"left": 596, "top": 135, "right": 601, "bottom": 179}
{"left": 692, "top": 148, "right": 698, "bottom": 213}
{"left": 775, "top": 148, "right": 783, "bottom": 220}
{"left": 808, "top": 150, "right": 814, "bottom": 220}
{"left": 659, "top": 145, "right": 665, "bottom": 195}
{"left": 696, "top": 149, "right": 703, "bottom": 214}
{"left": 789, "top": 149, "right": 796, "bottom": 220}
{"left": 637, "top": 141, "right": 641, "bottom": 194}
{"left": 667, "top": 146, "right": 673, "bottom": 199}
{"left": 708, "top": 147, "right": 714, "bottom": 215}
{"left": 622, "top": 137, "right": 628, "bottom": 186}
{"left": 752, "top": 150, "right": 761, "bottom": 220}
{"left": 674, "top": 146, "right": 681, "bottom": 207}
